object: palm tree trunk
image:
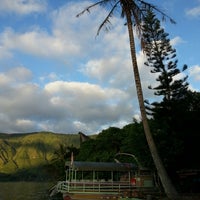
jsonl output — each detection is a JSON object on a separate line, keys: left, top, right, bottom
{"left": 125, "top": 9, "right": 179, "bottom": 200}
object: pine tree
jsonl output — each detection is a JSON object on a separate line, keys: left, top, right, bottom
{"left": 142, "top": 10, "right": 193, "bottom": 178}
{"left": 142, "top": 10, "right": 189, "bottom": 118}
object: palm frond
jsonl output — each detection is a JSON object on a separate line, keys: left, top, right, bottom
{"left": 97, "top": 2, "right": 119, "bottom": 35}
{"left": 140, "top": 0, "right": 176, "bottom": 24}
{"left": 76, "top": 0, "right": 106, "bottom": 17}
{"left": 77, "top": 0, "right": 176, "bottom": 49}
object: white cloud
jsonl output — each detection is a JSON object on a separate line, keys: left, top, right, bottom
{"left": 83, "top": 57, "right": 129, "bottom": 82}
{"left": 170, "top": 36, "right": 184, "bottom": 46}
{"left": 7, "top": 66, "right": 32, "bottom": 82}
{"left": 0, "top": 3, "right": 107, "bottom": 61}
{"left": 0, "top": 0, "right": 47, "bottom": 14}
{"left": 187, "top": 65, "right": 200, "bottom": 92}
{"left": 1, "top": 1, "right": 194, "bottom": 134}
{"left": 0, "top": 28, "right": 78, "bottom": 58}
{"left": 0, "top": 66, "right": 32, "bottom": 85}
{"left": 16, "top": 118, "right": 35, "bottom": 129}
{"left": 0, "top": 2, "right": 141, "bottom": 134}
{"left": 0, "top": 68, "right": 135, "bottom": 134}
{"left": 0, "top": 73, "right": 11, "bottom": 85}
{"left": 186, "top": 5, "right": 200, "bottom": 17}
{"left": 44, "top": 80, "right": 131, "bottom": 118}
{"left": 39, "top": 72, "right": 61, "bottom": 82}
{"left": 0, "top": 1, "right": 129, "bottom": 63}
{"left": 189, "top": 65, "right": 200, "bottom": 81}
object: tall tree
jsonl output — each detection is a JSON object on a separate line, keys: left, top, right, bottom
{"left": 77, "top": 1, "right": 179, "bottom": 198}
{"left": 143, "top": 10, "right": 188, "bottom": 111}
{"left": 142, "top": 10, "right": 189, "bottom": 178}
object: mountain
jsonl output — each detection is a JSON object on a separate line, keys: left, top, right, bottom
{"left": 0, "top": 131, "right": 80, "bottom": 179}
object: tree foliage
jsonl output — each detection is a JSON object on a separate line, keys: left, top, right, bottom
{"left": 142, "top": 10, "right": 200, "bottom": 172}
{"left": 142, "top": 10, "right": 188, "bottom": 106}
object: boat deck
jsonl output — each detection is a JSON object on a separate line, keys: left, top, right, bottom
{"left": 56, "top": 180, "right": 157, "bottom": 199}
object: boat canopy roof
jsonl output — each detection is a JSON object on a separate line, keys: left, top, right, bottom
{"left": 65, "top": 161, "right": 137, "bottom": 172}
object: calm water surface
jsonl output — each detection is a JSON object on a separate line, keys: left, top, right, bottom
{"left": 0, "top": 182, "right": 62, "bottom": 200}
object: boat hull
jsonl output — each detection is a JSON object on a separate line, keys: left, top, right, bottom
{"left": 63, "top": 193, "right": 143, "bottom": 200}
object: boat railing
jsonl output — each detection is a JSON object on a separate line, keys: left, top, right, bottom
{"left": 55, "top": 180, "right": 148, "bottom": 194}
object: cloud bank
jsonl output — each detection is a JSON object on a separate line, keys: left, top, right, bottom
{"left": 0, "top": 1, "right": 199, "bottom": 134}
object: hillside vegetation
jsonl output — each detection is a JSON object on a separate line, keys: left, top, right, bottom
{"left": 0, "top": 132, "right": 80, "bottom": 180}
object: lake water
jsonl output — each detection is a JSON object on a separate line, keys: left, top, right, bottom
{"left": 0, "top": 182, "right": 62, "bottom": 200}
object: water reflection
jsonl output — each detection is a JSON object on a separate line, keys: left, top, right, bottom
{"left": 0, "top": 182, "right": 62, "bottom": 200}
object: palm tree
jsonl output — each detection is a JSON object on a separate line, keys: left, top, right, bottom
{"left": 77, "top": 1, "right": 179, "bottom": 199}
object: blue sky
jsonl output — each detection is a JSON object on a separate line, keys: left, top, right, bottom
{"left": 0, "top": 0, "right": 199, "bottom": 134}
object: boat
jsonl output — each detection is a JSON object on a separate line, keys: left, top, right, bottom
{"left": 50, "top": 153, "right": 160, "bottom": 200}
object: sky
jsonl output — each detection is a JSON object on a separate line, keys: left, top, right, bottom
{"left": 0, "top": 0, "right": 199, "bottom": 135}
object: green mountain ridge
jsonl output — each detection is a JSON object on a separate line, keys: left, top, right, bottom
{"left": 0, "top": 132, "right": 80, "bottom": 176}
